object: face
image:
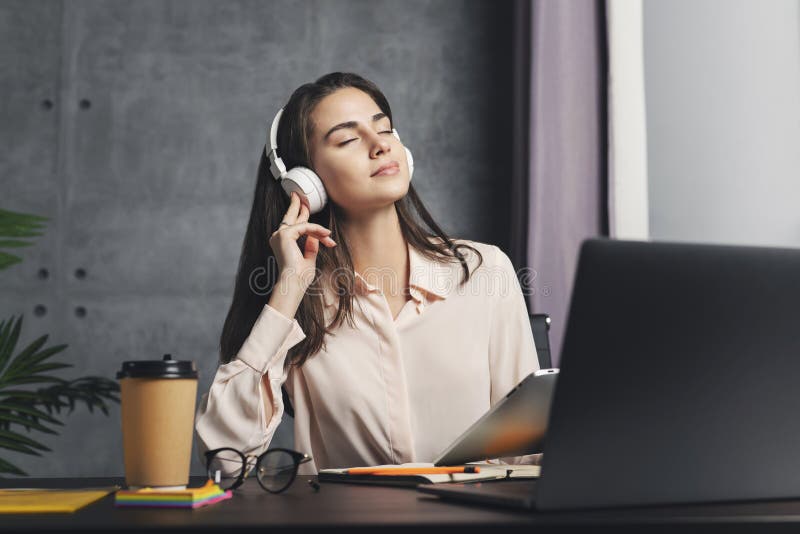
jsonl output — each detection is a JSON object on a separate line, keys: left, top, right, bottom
{"left": 308, "top": 87, "right": 411, "bottom": 216}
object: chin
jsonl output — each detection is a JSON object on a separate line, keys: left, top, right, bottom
{"left": 375, "top": 189, "right": 410, "bottom": 209}
{"left": 385, "top": 179, "right": 411, "bottom": 201}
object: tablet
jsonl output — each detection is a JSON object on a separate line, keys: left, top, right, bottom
{"left": 433, "top": 369, "right": 558, "bottom": 466}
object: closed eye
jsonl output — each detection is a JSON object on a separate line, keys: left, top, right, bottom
{"left": 338, "top": 131, "right": 393, "bottom": 147}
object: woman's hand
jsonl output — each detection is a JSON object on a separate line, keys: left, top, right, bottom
{"left": 268, "top": 192, "right": 336, "bottom": 300}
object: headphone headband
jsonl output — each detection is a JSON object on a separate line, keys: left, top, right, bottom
{"left": 266, "top": 108, "right": 286, "bottom": 180}
{"left": 269, "top": 108, "right": 283, "bottom": 153}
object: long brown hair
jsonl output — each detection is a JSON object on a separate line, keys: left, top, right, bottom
{"left": 219, "top": 72, "right": 483, "bottom": 367}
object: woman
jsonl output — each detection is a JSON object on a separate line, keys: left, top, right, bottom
{"left": 195, "top": 72, "right": 539, "bottom": 475}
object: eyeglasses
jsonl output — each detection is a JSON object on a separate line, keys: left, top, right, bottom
{"left": 204, "top": 447, "right": 313, "bottom": 493}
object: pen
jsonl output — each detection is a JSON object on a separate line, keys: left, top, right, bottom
{"left": 345, "top": 466, "right": 480, "bottom": 475}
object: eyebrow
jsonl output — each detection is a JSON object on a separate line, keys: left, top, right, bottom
{"left": 323, "top": 112, "right": 389, "bottom": 141}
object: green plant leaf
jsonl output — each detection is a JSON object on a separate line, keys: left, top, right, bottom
{"left": 31, "top": 377, "right": 121, "bottom": 416}
{"left": 0, "top": 318, "right": 9, "bottom": 359}
{"left": 1, "top": 364, "right": 74, "bottom": 386}
{"left": 0, "top": 316, "right": 22, "bottom": 373}
{"left": 0, "top": 229, "right": 43, "bottom": 239}
{"left": 2, "top": 376, "right": 66, "bottom": 387}
{"left": 0, "top": 456, "right": 28, "bottom": 476}
{"left": 0, "top": 437, "right": 43, "bottom": 457}
{"left": 4, "top": 344, "right": 68, "bottom": 381}
{"left": 0, "top": 252, "right": 23, "bottom": 271}
{"left": 0, "top": 239, "right": 33, "bottom": 248}
{"left": 0, "top": 390, "right": 48, "bottom": 398}
{"left": 0, "top": 209, "right": 47, "bottom": 275}
{"left": 0, "top": 402, "right": 63, "bottom": 426}
{"left": 25, "top": 345, "right": 70, "bottom": 368}
{"left": 0, "top": 412, "right": 58, "bottom": 435}
{"left": 0, "top": 209, "right": 47, "bottom": 238}
{"left": 0, "top": 209, "right": 48, "bottom": 224}
{"left": 2, "top": 334, "right": 49, "bottom": 376}
{"left": 28, "top": 363, "right": 73, "bottom": 374}
{"left": 0, "top": 429, "right": 51, "bottom": 451}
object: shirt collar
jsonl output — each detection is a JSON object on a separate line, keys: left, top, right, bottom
{"left": 320, "top": 238, "right": 457, "bottom": 309}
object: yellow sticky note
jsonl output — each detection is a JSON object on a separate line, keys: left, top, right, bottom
{"left": 0, "top": 489, "right": 114, "bottom": 514}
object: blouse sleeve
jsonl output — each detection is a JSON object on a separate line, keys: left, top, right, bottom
{"left": 194, "top": 303, "right": 306, "bottom": 465}
{"left": 487, "top": 245, "right": 542, "bottom": 466}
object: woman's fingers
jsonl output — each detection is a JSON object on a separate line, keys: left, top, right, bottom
{"left": 282, "top": 191, "right": 302, "bottom": 225}
{"left": 304, "top": 235, "right": 319, "bottom": 259}
{"left": 289, "top": 222, "right": 330, "bottom": 237}
{"left": 274, "top": 221, "right": 335, "bottom": 245}
{"left": 296, "top": 200, "right": 309, "bottom": 225}
{"left": 268, "top": 194, "right": 335, "bottom": 283}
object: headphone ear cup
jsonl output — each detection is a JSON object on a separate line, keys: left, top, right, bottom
{"left": 403, "top": 146, "right": 414, "bottom": 180}
{"left": 281, "top": 166, "right": 328, "bottom": 215}
{"left": 392, "top": 129, "right": 414, "bottom": 181}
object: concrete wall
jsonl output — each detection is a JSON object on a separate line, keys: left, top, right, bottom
{"left": 644, "top": 0, "right": 800, "bottom": 247}
{"left": 0, "top": 0, "right": 514, "bottom": 477}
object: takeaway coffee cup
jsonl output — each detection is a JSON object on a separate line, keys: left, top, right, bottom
{"left": 117, "top": 354, "right": 198, "bottom": 489}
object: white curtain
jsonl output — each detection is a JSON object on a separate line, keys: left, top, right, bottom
{"left": 607, "top": 0, "right": 650, "bottom": 239}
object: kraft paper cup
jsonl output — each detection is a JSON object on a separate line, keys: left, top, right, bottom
{"left": 117, "top": 354, "right": 198, "bottom": 490}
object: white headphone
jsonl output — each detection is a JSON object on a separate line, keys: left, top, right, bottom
{"left": 266, "top": 107, "right": 415, "bottom": 215}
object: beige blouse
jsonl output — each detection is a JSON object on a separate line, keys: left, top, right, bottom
{"left": 194, "top": 239, "right": 540, "bottom": 475}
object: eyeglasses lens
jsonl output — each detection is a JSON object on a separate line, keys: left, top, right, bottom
{"left": 207, "top": 449, "right": 244, "bottom": 490}
{"left": 257, "top": 450, "right": 297, "bottom": 492}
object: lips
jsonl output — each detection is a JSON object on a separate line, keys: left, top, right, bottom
{"left": 371, "top": 160, "right": 400, "bottom": 177}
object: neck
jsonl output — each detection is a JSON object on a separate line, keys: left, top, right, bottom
{"left": 340, "top": 204, "right": 408, "bottom": 295}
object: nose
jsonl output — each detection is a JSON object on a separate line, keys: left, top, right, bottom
{"left": 369, "top": 131, "right": 391, "bottom": 159}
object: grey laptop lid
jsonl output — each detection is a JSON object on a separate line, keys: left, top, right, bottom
{"left": 537, "top": 238, "right": 800, "bottom": 510}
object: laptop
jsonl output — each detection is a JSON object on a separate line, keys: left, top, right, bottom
{"left": 419, "top": 238, "right": 800, "bottom": 510}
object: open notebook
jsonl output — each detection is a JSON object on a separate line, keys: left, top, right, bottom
{"left": 318, "top": 462, "right": 541, "bottom": 488}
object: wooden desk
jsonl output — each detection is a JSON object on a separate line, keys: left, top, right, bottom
{"left": 4, "top": 476, "right": 800, "bottom": 532}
